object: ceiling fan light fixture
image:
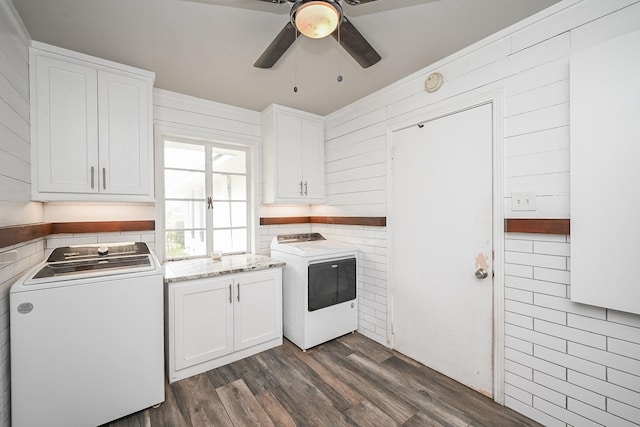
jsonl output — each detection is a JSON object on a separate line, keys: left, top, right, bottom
{"left": 294, "top": 1, "right": 341, "bottom": 39}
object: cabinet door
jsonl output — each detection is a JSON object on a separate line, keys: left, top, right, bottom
{"left": 98, "top": 71, "right": 151, "bottom": 195}
{"left": 301, "top": 118, "right": 325, "bottom": 201}
{"left": 34, "top": 55, "right": 98, "bottom": 193}
{"left": 234, "top": 270, "right": 282, "bottom": 351}
{"left": 173, "top": 278, "right": 234, "bottom": 371}
{"left": 275, "top": 113, "right": 305, "bottom": 200}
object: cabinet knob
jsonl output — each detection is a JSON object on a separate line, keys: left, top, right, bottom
{"left": 91, "top": 166, "right": 95, "bottom": 189}
{"left": 299, "top": 181, "right": 303, "bottom": 196}
{"left": 228, "top": 284, "right": 232, "bottom": 304}
{"left": 304, "top": 181, "right": 308, "bottom": 195}
{"left": 102, "top": 167, "right": 106, "bottom": 190}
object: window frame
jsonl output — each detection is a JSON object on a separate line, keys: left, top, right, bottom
{"left": 155, "top": 127, "right": 258, "bottom": 263}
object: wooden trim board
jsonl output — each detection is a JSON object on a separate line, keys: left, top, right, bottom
{"left": 0, "top": 221, "right": 155, "bottom": 249}
{"left": 260, "top": 216, "right": 387, "bottom": 227}
{"left": 51, "top": 220, "right": 155, "bottom": 234}
{"left": 505, "top": 219, "right": 570, "bottom": 235}
{"left": 0, "top": 223, "right": 52, "bottom": 248}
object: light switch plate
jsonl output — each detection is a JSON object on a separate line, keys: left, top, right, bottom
{"left": 511, "top": 192, "right": 537, "bottom": 211}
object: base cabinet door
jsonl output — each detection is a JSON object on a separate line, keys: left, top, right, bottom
{"left": 234, "top": 271, "right": 282, "bottom": 351}
{"left": 173, "top": 277, "right": 234, "bottom": 371}
{"left": 167, "top": 268, "right": 282, "bottom": 382}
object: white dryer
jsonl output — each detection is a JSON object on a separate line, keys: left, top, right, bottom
{"left": 270, "top": 233, "right": 358, "bottom": 350}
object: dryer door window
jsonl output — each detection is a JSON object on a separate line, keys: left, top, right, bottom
{"left": 308, "top": 258, "right": 356, "bottom": 312}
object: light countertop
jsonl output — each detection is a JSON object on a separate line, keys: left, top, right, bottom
{"left": 163, "top": 254, "right": 285, "bottom": 283}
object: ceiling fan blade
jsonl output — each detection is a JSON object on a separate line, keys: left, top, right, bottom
{"left": 332, "top": 17, "right": 381, "bottom": 68}
{"left": 344, "top": 0, "right": 378, "bottom": 4}
{"left": 254, "top": 0, "right": 289, "bottom": 3}
{"left": 254, "top": 22, "right": 297, "bottom": 69}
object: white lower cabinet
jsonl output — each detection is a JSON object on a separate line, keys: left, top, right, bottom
{"left": 167, "top": 268, "right": 282, "bottom": 382}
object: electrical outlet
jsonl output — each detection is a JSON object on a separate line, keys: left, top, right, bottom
{"left": 511, "top": 192, "right": 537, "bottom": 211}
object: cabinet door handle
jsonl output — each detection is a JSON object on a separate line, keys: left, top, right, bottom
{"left": 304, "top": 181, "right": 308, "bottom": 195}
{"left": 90, "top": 166, "right": 95, "bottom": 189}
{"left": 299, "top": 181, "right": 304, "bottom": 196}
{"left": 237, "top": 283, "right": 240, "bottom": 302}
{"left": 102, "top": 168, "right": 106, "bottom": 190}
{"left": 228, "top": 284, "right": 232, "bottom": 304}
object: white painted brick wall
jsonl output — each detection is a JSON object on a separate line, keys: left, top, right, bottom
{"left": 505, "top": 232, "right": 640, "bottom": 426}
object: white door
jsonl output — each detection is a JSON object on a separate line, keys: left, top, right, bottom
{"left": 392, "top": 103, "right": 494, "bottom": 395}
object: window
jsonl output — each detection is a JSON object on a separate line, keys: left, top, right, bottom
{"left": 163, "top": 139, "right": 249, "bottom": 259}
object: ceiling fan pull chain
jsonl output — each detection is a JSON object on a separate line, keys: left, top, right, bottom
{"left": 293, "top": 28, "right": 299, "bottom": 93}
{"left": 337, "top": 23, "right": 343, "bottom": 83}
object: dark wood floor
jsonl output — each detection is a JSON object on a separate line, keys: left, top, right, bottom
{"left": 106, "top": 333, "right": 541, "bottom": 427}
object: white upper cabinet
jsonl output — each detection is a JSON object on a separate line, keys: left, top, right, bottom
{"left": 262, "top": 104, "right": 325, "bottom": 204}
{"left": 570, "top": 29, "right": 640, "bottom": 315}
{"left": 30, "top": 42, "right": 155, "bottom": 201}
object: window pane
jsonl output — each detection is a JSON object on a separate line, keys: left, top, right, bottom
{"left": 212, "top": 148, "right": 246, "bottom": 173}
{"left": 166, "top": 230, "right": 206, "bottom": 258}
{"left": 165, "top": 200, "right": 206, "bottom": 229}
{"left": 165, "top": 141, "right": 205, "bottom": 170}
{"left": 212, "top": 202, "right": 231, "bottom": 228}
{"left": 212, "top": 202, "right": 247, "bottom": 228}
{"left": 213, "top": 228, "right": 247, "bottom": 253}
{"left": 231, "top": 229, "right": 247, "bottom": 252}
{"left": 231, "top": 202, "right": 247, "bottom": 227}
{"left": 165, "top": 170, "right": 205, "bottom": 199}
{"left": 212, "top": 174, "right": 246, "bottom": 200}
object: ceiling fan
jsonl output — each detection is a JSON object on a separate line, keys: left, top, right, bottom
{"left": 254, "top": 0, "right": 382, "bottom": 69}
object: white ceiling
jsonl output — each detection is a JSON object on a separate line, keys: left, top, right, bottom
{"left": 12, "top": 0, "right": 561, "bottom": 115}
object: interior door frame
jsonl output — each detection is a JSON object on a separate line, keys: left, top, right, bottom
{"left": 386, "top": 89, "right": 505, "bottom": 404}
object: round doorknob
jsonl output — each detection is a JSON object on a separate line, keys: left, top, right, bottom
{"left": 475, "top": 268, "right": 489, "bottom": 279}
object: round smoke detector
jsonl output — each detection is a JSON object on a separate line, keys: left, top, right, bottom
{"left": 425, "top": 72, "right": 444, "bottom": 93}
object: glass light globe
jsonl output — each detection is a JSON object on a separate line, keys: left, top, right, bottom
{"left": 295, "top": 1, "right": 340, "bottom": 39}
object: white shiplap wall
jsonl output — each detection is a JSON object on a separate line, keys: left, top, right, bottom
{"left": 319, "top": 0, "right": 640, "bottom": 425}
{"left": 0, "top": 0, "right": 40, "bottom": 227}
{"left": 0, "top": 2, "right": 40, "bottom": 426}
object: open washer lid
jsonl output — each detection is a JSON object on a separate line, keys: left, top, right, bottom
{"left": 270, "top": 233, "right": 357, "bottom": 257}
{"left": 20, "top": 242, "right": 157, "bottom": 287}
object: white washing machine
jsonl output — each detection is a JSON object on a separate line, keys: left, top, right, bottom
{"left": 10, "top": 242, "right": 164, "bottom": 427}
{"left": 270, "top": 233, "right": 358, "bottom": 350}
